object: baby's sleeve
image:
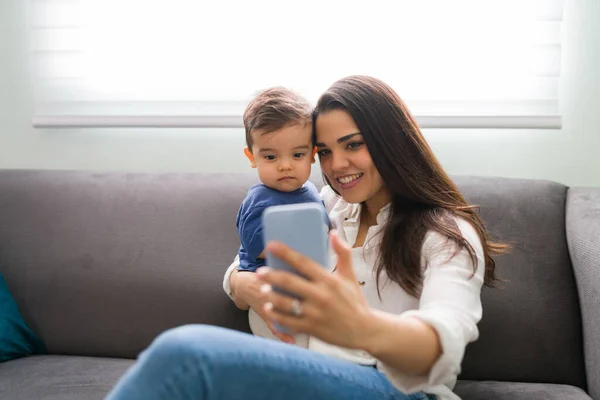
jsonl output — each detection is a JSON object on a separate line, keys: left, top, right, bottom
{"left": 237, "top": 206, "right": 266, "bottom": 270}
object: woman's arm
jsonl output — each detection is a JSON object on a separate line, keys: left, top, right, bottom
{"left": 229, "top": 269, "right": 261, "bottom": 311}
{"left": 257, "top": 232, "right": 440, "bottom": 376}
{"left": 360, "top": 310, "right": 442, "bottom": 376}
{"left": 371, "top": 223, "right": 485, "bottom": 390}
{"left": 258, "top": 224, "right": 484, "bottom": 381}
{"left": 223, "top": 256, "right": 265, "bottom": 311}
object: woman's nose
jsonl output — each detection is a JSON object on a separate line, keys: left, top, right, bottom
{"left": 330, "top": 152, "right": 349, "bottom": 171}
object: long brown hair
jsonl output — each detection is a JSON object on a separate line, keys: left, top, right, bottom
{"left": 313, "top": 76, "right": 508, "bottom": 297}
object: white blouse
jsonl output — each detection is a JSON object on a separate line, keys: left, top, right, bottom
{"left": 223, "top": 186, "right": 485, "bottom": 400}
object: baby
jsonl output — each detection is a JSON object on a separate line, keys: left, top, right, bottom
{"left": 236, "top": 87, "right": 328, "bottom": 346}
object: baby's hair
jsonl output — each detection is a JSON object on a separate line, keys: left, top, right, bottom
{"left": 243, "top": 87, "right": 312, "bottom": 151}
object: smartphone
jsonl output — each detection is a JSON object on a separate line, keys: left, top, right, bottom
{"left": 262, "top": 203, "right": 330, "bottom": 333}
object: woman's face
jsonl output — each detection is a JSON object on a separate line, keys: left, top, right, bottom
{"left": 315, "top": 109, "right": 390, "bottom": 210}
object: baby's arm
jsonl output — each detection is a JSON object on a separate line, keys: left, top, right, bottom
{"left": 238, "top": 206, "right": 267, "bottom": 271}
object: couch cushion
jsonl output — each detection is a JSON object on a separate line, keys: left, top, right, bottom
{"left": 455, "top": 380, "right": 592, "bottom": 400}
{"left": 452, "top": 176, "right": 586, "bottom": 388}
{"left": 0, "top": 355, "right": 132, "bottom": 400}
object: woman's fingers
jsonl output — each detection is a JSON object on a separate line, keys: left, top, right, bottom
{"left": 260, "top": 284, "right": 322, "bottom": 336}
{"left": 261, "top": 285, "right": 317, "bottom": 318}
{"left": 263, "top": 302, "right": 310, "bottom": 334}
{"left": 329, "top": 230, "right": 357, "bottom": 282}
{"left": 252, "top": 295, "right": 295, "bottom": 344}
{"left": 256, "top": 267, "right": 326, "bottom": 304}
{"left": 264, "top": 241, "right": 330, "bottom": 282}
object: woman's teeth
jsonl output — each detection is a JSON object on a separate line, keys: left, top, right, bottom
{"left": 338, "top": 174, "right": 363, "bottom": 184}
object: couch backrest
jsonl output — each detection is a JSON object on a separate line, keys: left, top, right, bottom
{"left": 0, "top": 170, "right": 586, "bottom": 388}
{"left": 453, "top": 176, "right": 585, "bottom": 389}
{"left": 0, "top": 170, "right": 255, "bottom": 359}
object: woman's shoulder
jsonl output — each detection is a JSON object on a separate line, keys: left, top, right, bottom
{"left": 454, "top": 216, "right": 482, "bottom": 245}
{"left": 421, "top": 215, "right": 485, "bottom": 262}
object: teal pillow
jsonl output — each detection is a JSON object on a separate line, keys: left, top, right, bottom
{"left": 0, "top": 272, "right": 46, "bottom": 362}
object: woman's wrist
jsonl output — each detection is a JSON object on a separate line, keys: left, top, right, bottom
{"left": 358, "top": 309, "right": 419, "bottom": 357}
{"left": 359, "top": 309, "right": 442, "bottom": 376}
{"left": 231, "top": 269, "right": 269, "bottom": 312}
{"left": 356, "top": 308, "right": 390, "bottom": 356}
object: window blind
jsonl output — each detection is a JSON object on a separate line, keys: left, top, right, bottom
{"left": 31, "top": 0, "right": 564, "bottom": 129}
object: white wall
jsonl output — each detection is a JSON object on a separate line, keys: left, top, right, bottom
{"left": 1, "top": 0, "right": 598, "bottom": 186}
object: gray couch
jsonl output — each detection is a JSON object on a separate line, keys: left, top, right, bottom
{"left": 0, "top": 170, "right": 598, "bottom": 400}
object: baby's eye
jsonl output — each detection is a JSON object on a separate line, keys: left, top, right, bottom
{"left": 317, "top": 149, "right": 331, "bottom": 157}
{"left": 293, "top": 153, "right": 306, "bottom": 159}
{"left": 264, "top": 155, "right": 276, "bottom": 161}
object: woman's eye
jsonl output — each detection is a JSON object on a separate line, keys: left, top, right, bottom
{"left": 347, "top": 141, "right": 364, "bottom": 150}
{"left": 317, "top": 149, "right": 330, "bottom": 157}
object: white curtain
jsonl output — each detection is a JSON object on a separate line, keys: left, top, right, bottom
{"left": 31, "top": 0, "right": 565, "bottom": 128}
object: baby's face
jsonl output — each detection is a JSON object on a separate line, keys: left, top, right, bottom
{"left": 250, "top": 123, "right": 314, "bottom": 192}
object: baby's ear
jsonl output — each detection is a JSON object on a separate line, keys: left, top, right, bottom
{"left": 311, "top": 146, "right": 318, "bottom": 163}
{"left": 244, "top": 147, "right": 257, "bottom": 168}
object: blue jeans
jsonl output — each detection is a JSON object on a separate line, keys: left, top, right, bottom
{"left": 106, "top": 325, "right": 436, "bottom": 400}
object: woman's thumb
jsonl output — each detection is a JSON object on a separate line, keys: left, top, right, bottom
{"left": 330, "top": 230, "right": 357, "bottom": 282}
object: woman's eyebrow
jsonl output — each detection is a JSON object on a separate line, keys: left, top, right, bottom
{"left": 315, "top": 132, "right": 361, "bottom": 148}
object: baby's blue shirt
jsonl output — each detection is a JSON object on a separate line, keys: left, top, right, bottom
{"left": 236, "top": 182, "right": 328, "bottom": 272}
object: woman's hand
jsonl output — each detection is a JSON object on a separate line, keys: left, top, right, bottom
{"left": 257, "top": 230, "right": 373, "bottom": 350}
{"left": 229, "top": 269, "right": 258, "bottom": 310}
{"left": 229, "top": 269, "right": 295, "bottom": 344}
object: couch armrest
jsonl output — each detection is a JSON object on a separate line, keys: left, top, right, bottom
{"left": 566, "top": 187, "right": 600, "bottom": 399}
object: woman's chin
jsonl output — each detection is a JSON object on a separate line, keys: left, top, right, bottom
{"left": 336, "top": 187, "right": 366, "bottom": 204}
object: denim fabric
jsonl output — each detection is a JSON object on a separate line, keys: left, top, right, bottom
{"left": 106, "top": 325, "right": 436, "bottom": 400}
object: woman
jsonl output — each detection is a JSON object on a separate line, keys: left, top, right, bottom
{"left": 106, "top": 76, "right": 506, "bottom": 400}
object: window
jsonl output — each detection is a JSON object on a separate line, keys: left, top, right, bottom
{"left": 31, "top": 0, "right": 564, "bottom": 129}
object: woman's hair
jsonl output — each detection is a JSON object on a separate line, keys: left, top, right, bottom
{"left": 313, "top": 75, "right": 508, "bottom": 297}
